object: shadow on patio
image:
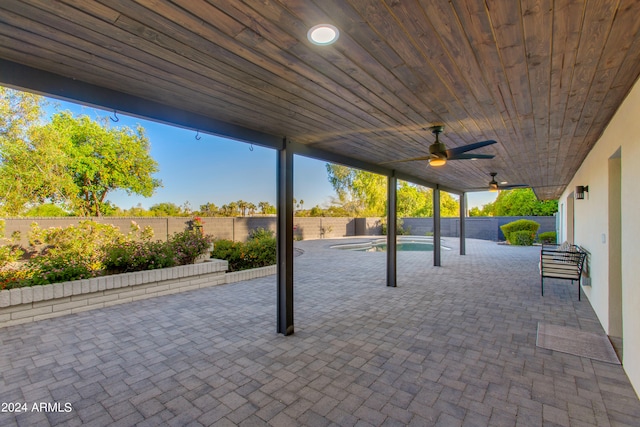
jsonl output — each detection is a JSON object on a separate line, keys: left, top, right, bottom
{"left": 1, "top": 238, "right": 639, "bottom": 426}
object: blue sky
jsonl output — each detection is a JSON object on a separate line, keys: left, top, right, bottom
{"left": 43, "top": 98, "right": 497, "bottom": 211}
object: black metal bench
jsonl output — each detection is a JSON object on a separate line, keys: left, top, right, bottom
{"left": 540, "top": 243, "right": 587, "bottom": 300}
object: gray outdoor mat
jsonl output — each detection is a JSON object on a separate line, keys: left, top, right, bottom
{"left": 536, "top": 323, "right": 620, "bottom": 364}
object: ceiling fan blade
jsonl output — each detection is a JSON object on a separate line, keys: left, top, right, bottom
{"left": 445, "top": 139, "right": 496, "bottom": 157}
{"left": 379, "top": 156, "right": 431, "bottom": 164}
{"left": 446, "top": 153, "right": 495, "bottom": 160}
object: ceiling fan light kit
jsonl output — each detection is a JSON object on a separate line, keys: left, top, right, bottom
{"left": 428, "top": 156, "right": 447, "bottom": 167}
{"left": 379, "top": 124, "right": 497, "bottom": 167}
{"left": 487, "top": 172, "right": 527, "bottom": 192}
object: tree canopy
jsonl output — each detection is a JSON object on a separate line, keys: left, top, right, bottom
{"left": 325, "top": 164, "right": 460, "bottom": 217}
{"left": 0, "top": 88, "right": 161, "bottom": 216}
{"left": 469, "top": 188, "right": 558, "bottom": 216}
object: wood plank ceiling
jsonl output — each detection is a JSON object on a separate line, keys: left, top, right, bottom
{"left": 1, "top": 0, "right": 640, "bottom": 199}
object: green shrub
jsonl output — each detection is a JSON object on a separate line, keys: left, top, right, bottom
{"left": 104, "top": 230, "right": 213, "bottom": 273}
{"left": 0, "top": 268, "right": 32, "bottom": 290}
{"left": 103, "top": 241, "right": 177, "bottom": 273}
{"left": 211, "top": 239, "right": 242, "bottom": 272}
{"left": 500, "top": 219, "right": 540, "bottom": 245}
{"left": 511, "top": 230, "right": 535, "bottom": 246}
{"left": 0, "top": 220, "right": 23, "bottom": 268}
{"left": 1, "top": 221, "right": 214, "bottom": 289}
{"left": 21, "top": 254, "right": 97, "bottom": 287}
{"left": 538, "top": 231, "right": 557, "bottom": 244}
{"left": 29, "top": 220, "right": 128, "bottom": 271}
{"left": 249, "top": 227, "right": 274, "bottom": 240}
{"left": 243, "top": 236, "right": 277, "bottom": 268}
{"left": 212, "top": 237, "right": 277, "bottom": 272}
{"left": 169, "top": 230, "right": 213, "bottom": 265}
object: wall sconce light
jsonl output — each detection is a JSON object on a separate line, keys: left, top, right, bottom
{"left": 575, "top": 185, "right": 589, "bottom": 200}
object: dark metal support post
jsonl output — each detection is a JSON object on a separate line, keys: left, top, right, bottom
{"left": 277, "top": 139, "right": 294, "bottom": 335}
{"left": 433, "top": 187, "right": 441, "bottom": 266}
{"left": 459, "top": 192, "right": 466, "bottom": 256}
{"left": 387, "top": 173, "right": 397, "bottom": 287}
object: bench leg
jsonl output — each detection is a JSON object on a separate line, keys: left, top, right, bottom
{"left": 578, "top": 280, "right": 581, "bottom": 301}
{"left": 541, "top": 275, "right": 544, "bottom": 296}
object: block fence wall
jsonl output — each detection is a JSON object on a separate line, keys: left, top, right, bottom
{"left": 2, "top": 216, "right": 556, "bottom": 245}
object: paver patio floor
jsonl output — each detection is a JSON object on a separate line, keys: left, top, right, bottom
{"left": 1, "top": 238, "right": 639, "bottom": 426}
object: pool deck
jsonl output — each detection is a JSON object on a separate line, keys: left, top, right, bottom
{"left": 1, "top": 237, "right": 639, "bottom": 426}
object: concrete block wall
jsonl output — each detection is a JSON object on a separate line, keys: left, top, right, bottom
{"left": 354, "top": 218, "right": 383, "bottom": 235}
{"left": 199, "top": 217, "right": 234, "bottom": 241}
{"left": 401, "top": 218, "right": 433, "bottom": 235}
{"left": 293, "top": 217, "right": 355, "bottom": 240}
{"left": 234, "top": 217, "right": 277, "bottom": 241}
{"left": 401, "top": 216, "right": 556, "bottom": 241}
{"left": 0, "top": 260, "right": 230, "bottom": 328}
{"left": 2, "top": 215, "right": 556, "bottom": 245}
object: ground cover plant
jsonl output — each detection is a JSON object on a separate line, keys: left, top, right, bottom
{"left": 0, "top": 220, "right": 212, "bottom": 289}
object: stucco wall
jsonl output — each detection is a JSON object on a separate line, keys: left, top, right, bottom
{"left": 559, "top": 78, "right": 640, "bottom": 396}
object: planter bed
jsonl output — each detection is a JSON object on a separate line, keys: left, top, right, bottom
{"left": 0, "top": 260, "right": 276, "bottom": 328}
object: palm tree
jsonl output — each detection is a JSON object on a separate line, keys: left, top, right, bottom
{"left": 247, "top": 202, "right": 257, "bottom": 216}
{"left": 229, "top": 202, "right": 239, "bottom": 216}
{"left": 237, "top": 200, "right": 248, "bottom": 217}
{"left": 258, "top": 201, "right": 276, "bottom": 215}
{"left": 258, "top": 201, "right": 269, "bottom": 215}
{"left": 199, "top": 202, "right": 218, "bottom": 216}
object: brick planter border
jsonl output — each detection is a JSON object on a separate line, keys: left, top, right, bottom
{"left": 0, "top": 261, "right": 277, "bottom": 328}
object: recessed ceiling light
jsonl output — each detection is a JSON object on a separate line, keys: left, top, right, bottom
{"left": 307, "top": 24, "right": 339, "bottom": 45}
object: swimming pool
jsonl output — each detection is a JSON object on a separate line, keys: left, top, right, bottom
{"left": 330, "top": 237, "right": 448, "bottom": 252}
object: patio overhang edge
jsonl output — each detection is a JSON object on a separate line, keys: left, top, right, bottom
{"left": 0, "top": 59, "right": 464, "bottom": 196}
{"left": 0, "top": 59, "right": 282, "bottom": 150}
{"left": 289, "top": 141, "right": 462, "bottom": 195}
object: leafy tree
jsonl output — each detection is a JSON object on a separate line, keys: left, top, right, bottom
{"left": 118, "top": 204, "right": 154, "bottom": 217}
{"left": 309, "top": 205, "right": 324, "bottom": 217}
{"left": 0, "top": 88, "right": 162, "bottom": 216}
{"left": 322, "top": 204, "right": 353, "bottom": 217}
{"left": 397, "top": 182, "right": 430, "bottom": 217}
{"left": 440, "top": 192, "right": 460, "bottom": 217}
{"left": 43, "top": 112, "right": 161, "bottom": 216}
{"left": 492, "top": 189, "right": 557, "bottom": 216}
{"left": 23, "top": 203, "right": 70, "bottom": 217}
{"left": 326, "top": 164, "right": 387, "bottom": 216}
{"left": 468, "top": 206, "right": 483, "bottom": 217}
{"left": 149, "top": 202, "right": 183, "bottom": 217}
{"left": 326, "top": 164, "right": 459, "bottom": 217}
{"left": 0, "top": 88, "right": 77, "bottom": 215}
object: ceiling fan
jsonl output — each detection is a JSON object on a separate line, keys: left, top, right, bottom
{"left": 486, "top": 172, "right": 528, "bottom": 192}
{"left": 383, "top": 125, "right": 496, "bottom": 167}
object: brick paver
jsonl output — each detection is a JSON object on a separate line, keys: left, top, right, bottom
{"left": 1, "top": 237, "right": 639, "bottom": 426}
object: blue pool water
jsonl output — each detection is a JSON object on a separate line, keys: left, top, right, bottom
{"left": 331, "top": 238, "right": 440, "bottom": 252}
